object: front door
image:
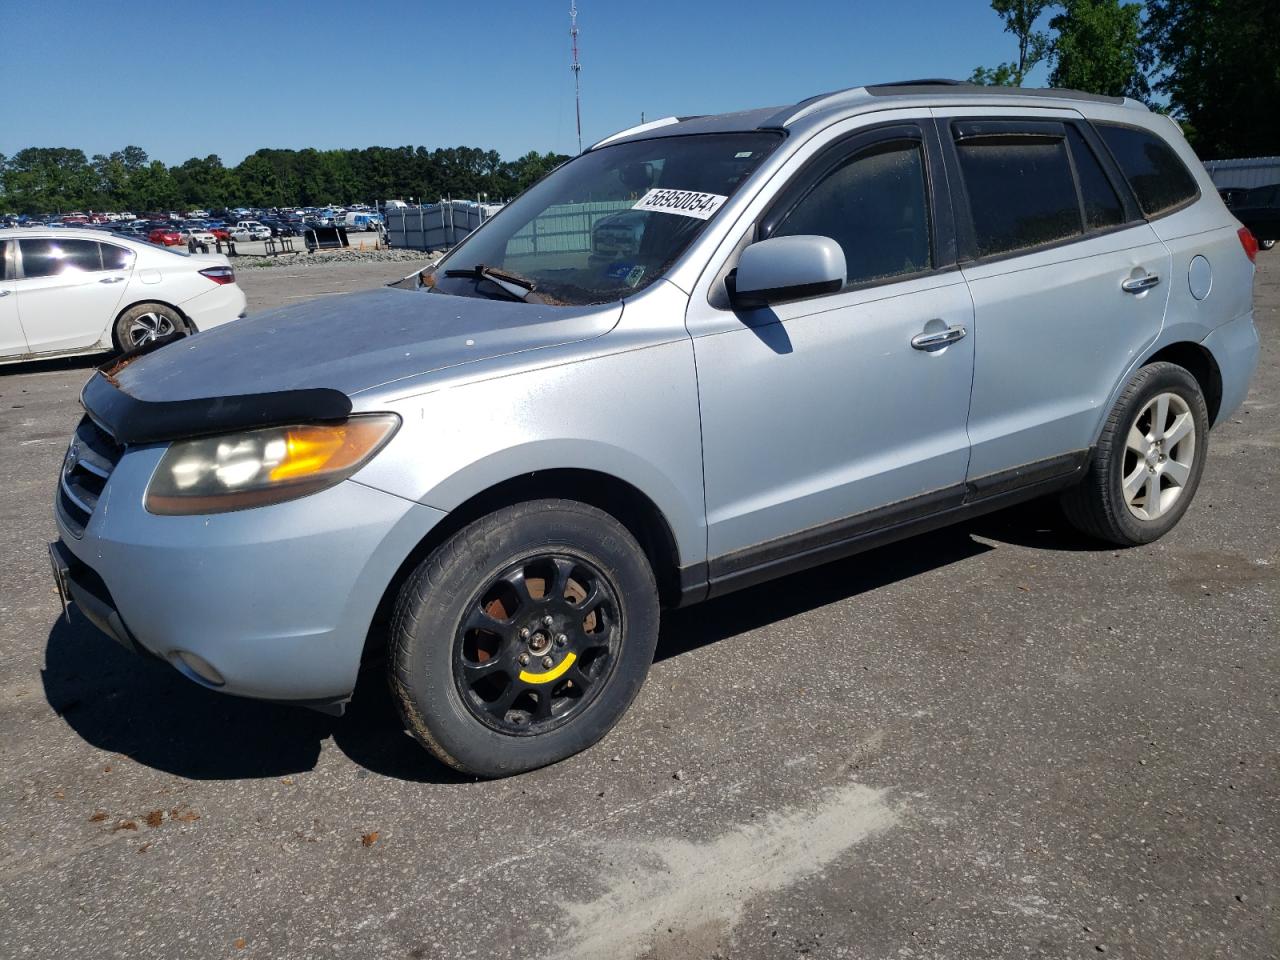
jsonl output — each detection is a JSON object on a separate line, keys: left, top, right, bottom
{"left": 16, "top": 237, "right": 131, "bottom": 354}
{"left": 688, "top": 123, "right": 975, "bottom": 591}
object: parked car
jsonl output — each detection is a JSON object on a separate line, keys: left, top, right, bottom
{"left": 49, "top": 81, "right": 1259, "bottom": 777}
{"left": 147, "top": 226, "right": 183, "bottom": 246}
{"left": 230, "top": 220, "right": 271, "bottom": 241}
{"left": 179, "top": 222, "right": 218, "bottom": 248}
{"left": 259, "top": 218, "right": 299, "bottom": 238}
{"left": 1224, "top": 183, "right": 1279, "bottom": 250}
{"left": 0, "top": 227, "right": 246, "bottom": 363}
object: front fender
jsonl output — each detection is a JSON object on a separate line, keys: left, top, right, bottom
{"left": 351, "top": 338, "right": 708, "bottom": 568}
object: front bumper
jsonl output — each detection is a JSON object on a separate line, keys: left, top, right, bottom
{"left": 54, "top": 444, "right": 445, "bottom": 705}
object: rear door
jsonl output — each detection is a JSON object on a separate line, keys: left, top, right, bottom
{"left": 15, "top": 237, "right": 133, "bottom": 353}
{"left": 0, "top": 241, "right": 27, "bottom": 358}
{"left": 935, "top": 109, "right": 1172, "bottom": 484}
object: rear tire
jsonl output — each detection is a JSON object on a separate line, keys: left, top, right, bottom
{"left": 114, "top": 303, "right": 189, "bottom": 352}
{"left": 389, "top": 499, "right": 660, "bottom": 777}
{"left": 1061, "top": 362, "right": 1209, "bottom": 545}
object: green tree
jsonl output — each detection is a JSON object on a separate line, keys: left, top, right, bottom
{"left": 126, "top": 160, "right": 180, "bottom": 213}
{"left": 970, "top": 0, "right": 1056, "bottom": 86}
{"left": 171, "top": 155, "right": 238, "bottom": 209}
{"left": 1143, "top": 0, "right": 1280, "bottom": 157}
{"left": 1049, "top": 0, "right": 1149, "bottom": 99}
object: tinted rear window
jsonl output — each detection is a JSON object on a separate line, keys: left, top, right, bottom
{"left": 956, "top": 135, "right": 1082, "bottom": 258}
{"left": 1096, "top": 123, "right": 1199, "bottom": 217}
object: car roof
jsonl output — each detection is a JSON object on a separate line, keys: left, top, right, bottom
{"left": 0, "top": 227, "right": 146, "bottom": 243}
{"left": 590, "top": 78, "right": 1148, "bottom": 150}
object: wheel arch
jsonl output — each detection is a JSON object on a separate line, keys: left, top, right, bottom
{"left": 108, "top": 299, "right": 192, "bottom": 351}
{"left": 360, "top": 468, "right": 693, "bottom": 667}
{"left": 1140, "top": 340, "right": 1224, "bottom": 425}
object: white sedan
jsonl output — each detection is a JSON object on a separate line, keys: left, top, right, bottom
{"left": 0, "top": 228, "right": 247, "bottom": 364}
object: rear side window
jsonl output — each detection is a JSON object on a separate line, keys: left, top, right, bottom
{"left": 771, "top": 140, "right": 932, "bottom": 286}
{"left": 18, "top": 238, "right": 104, "bottom": 278}
{"left": 955, "top": 135, "right": 1082, "bottom": 258}
{"left": 1065, "top": 126, "right": 1125, "bottom": 230}
{"left": 101, "top": 243, "right": 136, "bottom": 270}
{"left": 1096, "top": 123, "right": 1199, "bottom": 217}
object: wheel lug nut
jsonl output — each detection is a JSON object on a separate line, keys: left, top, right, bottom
{"left": 542, "top": 615, "right": 553, "bottom": 626}
{"left": 542, "top": 656, "right": 554, "bottom": 669}
{"left": 518, "top": 653, "right": 530, "bottom": 666}
{"left": 556, "top": 634, "right": 567, "bottom": 646}
{"left": 519, "top": 627, "right": 530, "bottom": 640}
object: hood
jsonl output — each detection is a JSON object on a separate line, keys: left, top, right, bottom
{"left": 113, "top": 287, "right": 621, "bottom": 402}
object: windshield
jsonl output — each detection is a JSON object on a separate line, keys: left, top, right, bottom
{"left": 427, "top": 132, "right": 781, "bottom": 306}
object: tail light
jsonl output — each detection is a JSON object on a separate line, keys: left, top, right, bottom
{"left": 199, "top": 266, "right": 236, "bottom": 285}
{"left": 1238, "top": 226, "right": 1259, "bottom": 264}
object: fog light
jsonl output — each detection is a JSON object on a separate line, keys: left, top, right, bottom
{"left": 170, "top": 650, "right": 226, "bottom": 687}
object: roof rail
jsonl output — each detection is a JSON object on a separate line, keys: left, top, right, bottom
{"left": 770, "top": 79, "right": 1135, "bottom": 128}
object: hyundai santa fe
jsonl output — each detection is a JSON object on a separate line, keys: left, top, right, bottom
{"left": 50, "top": 80, "right": 1260, "bottom": 777}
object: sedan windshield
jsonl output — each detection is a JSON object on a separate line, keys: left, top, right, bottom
{"left": 426, "top": 132, "right": 781, "bottom": 305}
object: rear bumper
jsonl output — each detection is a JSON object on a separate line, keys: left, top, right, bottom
{"left": 1202, "top": 311, "right": 1260, "bottom": 426}
{"left": 54, "top": 448, "right": 445, "bottom": 704}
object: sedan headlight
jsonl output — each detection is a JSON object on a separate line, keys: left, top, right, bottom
{"left": 145, "top": 414, "right": 400, "bottom": 515}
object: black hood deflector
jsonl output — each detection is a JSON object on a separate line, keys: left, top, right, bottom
{"left": 83, "top": 339, "right": 352, "bottom": 444}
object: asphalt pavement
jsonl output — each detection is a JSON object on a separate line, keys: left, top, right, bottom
{"left": 0, "top": 257, "right": 1276, "bottom": 960}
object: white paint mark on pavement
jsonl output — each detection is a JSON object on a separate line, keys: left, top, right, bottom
{"left": 557, "top": 781, "right": 899, "bottom": 960}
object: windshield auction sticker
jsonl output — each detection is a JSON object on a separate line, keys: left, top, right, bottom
{"left": 632, "top": 188, "right": 728, "bottom": 220}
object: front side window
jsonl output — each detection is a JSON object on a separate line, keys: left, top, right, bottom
{"left": 770, "top": 141, "right": 932, "bottom": 286}
{"left": 19, "top": 238, "right": 104, "bottom": 279}
{"left": 956, "top": 134, "right": 1083, "bottom": 258}
{"left": 1096, "top": 123, "right": 1199, "bottom": 217}
{"left": 427, "top": 132, "right": 780, "bottom": 306}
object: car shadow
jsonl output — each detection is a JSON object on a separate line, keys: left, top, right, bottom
{"left": 960, "top": 496, "right": 1115, "bottom": 553}
{"left": 0, "top": 354, "right": 101, "bottom": 377}
{"left": 44, "top": 504, "right": 1087, "bottom": 784}
{"left": 656, "top": 524, "right": 991, "bottom": 663}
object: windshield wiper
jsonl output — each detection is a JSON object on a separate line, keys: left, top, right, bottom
{"left": 443, "top": 264, "right": 539, "bottom": 302}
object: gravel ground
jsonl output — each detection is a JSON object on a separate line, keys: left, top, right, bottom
{"left": 0, "top": 256, "right": 1276, "bottom": 960}
{"left": 231, "top": 247, "right": 442, "bottom": 270}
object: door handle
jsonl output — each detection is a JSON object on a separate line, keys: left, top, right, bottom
{"left": 1121, "top": 273, "right": 1160, "bottom": 293}
{"left": 911, "top": 324, "right": 967, "bottom": 350}
{"left": 99, "top": 276, "right": 125, "bottom": 284}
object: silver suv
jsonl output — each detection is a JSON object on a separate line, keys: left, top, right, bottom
{"left": 51, "top": 81, "right": 1260, "bottom": 776}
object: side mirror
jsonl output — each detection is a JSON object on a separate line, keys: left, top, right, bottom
{"left": 730, "top": 235, "right": 846, "bottom": 309}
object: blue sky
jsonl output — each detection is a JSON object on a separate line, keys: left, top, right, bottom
{"left": 2, "top": 0, "right": 1052, "bottom": 165}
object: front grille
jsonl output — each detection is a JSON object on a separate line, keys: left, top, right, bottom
{"left": 58, "top": 416, "right": 124, "bottom": 537}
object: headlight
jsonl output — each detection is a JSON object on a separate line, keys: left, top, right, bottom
{"left": 145, "top": 414, "right": 400, "bottom": 515}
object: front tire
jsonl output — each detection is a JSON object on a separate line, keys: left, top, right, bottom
{"left": 1061, "top": 362, "right": 1210, "bottom": 545}
{"left": 389, "top": 499, "right": 660, "bottom": 777}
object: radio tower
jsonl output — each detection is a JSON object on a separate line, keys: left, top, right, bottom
{"left": 570, "top": 2, "right": 583, "bottom": 153}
